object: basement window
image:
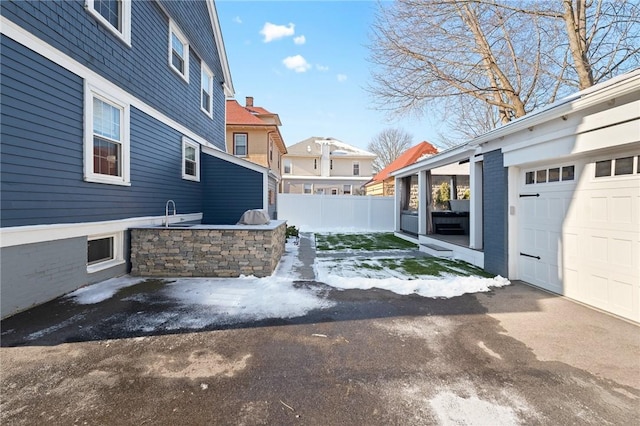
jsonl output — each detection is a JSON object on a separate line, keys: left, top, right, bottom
{"left": 87, "top": 232, "right": 124, "bottom": 273}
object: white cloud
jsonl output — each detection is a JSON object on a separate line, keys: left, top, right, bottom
{"left": 293, "top": 35, "right": 306, "bottom": 45}
{"left": 316, "top": 64, "right": 329, "bottom": 72}
{"left": 233, "top": 16, "right": 242, "bottom": 24}
{"left": 283, "top": 55, "right": 311, "bottom": 73}
{"left": 260, "top": 22, "right": 295, "bottom": 43}
{"left": 337, "top": 74, "right": 348, "bottom": 82}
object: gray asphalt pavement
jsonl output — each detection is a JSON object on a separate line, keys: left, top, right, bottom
{"left": 1, "top": 238, "right": 638, "bottom": 425}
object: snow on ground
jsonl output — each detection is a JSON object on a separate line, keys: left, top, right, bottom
{"left": 65, "top": 234, "right": 509, "bottom": 330}
{"left": 315, "top": 255, "right": 509, "bottom": 298}
{"left": 67, "top": 275, "right": 146, "bottom": 304}
{"left": 67, "top": 239, "right": 334, "bottom": 330}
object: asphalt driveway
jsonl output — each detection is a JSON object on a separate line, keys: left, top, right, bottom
{"left": 1, "top": 235, "right": 639, "bottom": 425}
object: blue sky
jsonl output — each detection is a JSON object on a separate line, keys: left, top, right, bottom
{"left": 216, "top": 0, "right": 442, "bottom": 151}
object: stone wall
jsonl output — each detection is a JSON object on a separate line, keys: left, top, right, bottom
{"left": 130, "top": 221, "right": 286, "bottom": 278}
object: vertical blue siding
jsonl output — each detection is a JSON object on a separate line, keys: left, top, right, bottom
{"left": 483, "top": 149, "right": 509, "bottom": 276}
{"left": 201, "top": 155, "right": 264, "bottom": 224}
{"left": 1, "top": 0, "right": 225, "bottom": 149}
{"left": 1, "top": 36, "right": 203, "bottom": 227}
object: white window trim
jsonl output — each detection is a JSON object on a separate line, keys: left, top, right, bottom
{"left": 353, "top": 161, "right": 360, "bottom": 176}
{"left": 343, "top": 184, "right": 352, "bottom": 195}
{"left": 200, "top": 62, "right": 214, "bottom": 117}
{"left": 234, "top": 133, "right": 248, "bottom": 157}
{"left": 168, "top": 20, "right": 189, "bottom": 83}
{"left": 87, "top": 231, "right": 125, "bottom": 273}
{"left": 84, "top": 82, "right": 131, "bottom": 186}
{"left": 85, "top": 0, "right": 132, "bottom": 47}
{"left": 182, "top": 137, "right": 200, "bottom": 181}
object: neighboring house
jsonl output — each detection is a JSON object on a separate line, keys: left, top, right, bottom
{"left": 392, "top": 70, "right": 640, "bottom": 323}
{"left": 0, "top": 0, "right": 270, "bottom": 318}
{"left": 226, "top": 97, "right": 287, "bottom": 218}
{"left": 365, "top": 141, "right": 438, "bottom": 197}
{"left": 281, "top": 137, "right": 376, "bottom": 195}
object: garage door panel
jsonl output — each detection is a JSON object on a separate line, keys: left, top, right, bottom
{"left": 611, "top": 196, "right": 632, "bottom": 223}
{"left": 518, "top": 156, "right": 639, "bottom": 323}
{"left": 610, "top": 279, "right": 635, "bottom": 315}
{"left": 589, "top": 235, "right": 609, "bottom": 263}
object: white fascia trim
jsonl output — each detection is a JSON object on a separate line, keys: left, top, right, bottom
{"left": 201, "top": 145, "right": 269, "bottom": 174}
{"left": 281, "top": 175, "right": 374, "bottom": 181}
{"left": 392, "top": 145, "right": 475, "bottom": 178}
{"left": 0, "top": 17, "right": 216, "bottom": 151}
{"left": 0, "top": 213, "right": 203, "bottom": 248}
{"left": 206, "top": 0, "right": 235, "bottom": 97}
{"left": 469, "top": 70, "right": 640, "bottom": 148}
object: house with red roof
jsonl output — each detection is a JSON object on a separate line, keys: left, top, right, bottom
{"left": 365, "top": 141, "right": 438, "bottom": 197}
{"left": 226, "top": 97, "right": 287, "bottom": 218}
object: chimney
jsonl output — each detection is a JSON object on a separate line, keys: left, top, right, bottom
{"left": 245, "top": 96, "right": 254, "bottom": 107}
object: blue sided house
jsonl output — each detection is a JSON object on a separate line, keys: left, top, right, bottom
{"left": 0, "top": 0, "right": 271, "bottom": 318}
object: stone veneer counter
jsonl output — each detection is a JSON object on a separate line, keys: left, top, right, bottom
{"left": 130, "top": 220, "right": 286, "bottom": 278}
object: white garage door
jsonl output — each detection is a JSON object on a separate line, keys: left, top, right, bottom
{"left": 519, "top": 154, "right": 640, "bottom": 322}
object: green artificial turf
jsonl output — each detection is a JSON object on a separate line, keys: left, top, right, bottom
{"left": 314, "top": 233, "right": 418, "bottom": 251}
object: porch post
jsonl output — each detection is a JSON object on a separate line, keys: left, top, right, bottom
{"left": 469, "top": 153, "right": 483, "bottom": 249}
{"left": 394, "top": 176, "right": 402, "bottom": 233}
{"left": 418, "top": 171, "right": 427, "bottom": 235}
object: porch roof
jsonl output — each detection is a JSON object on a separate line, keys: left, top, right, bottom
{"left": 392, "top": 143, "right": 474, "bottom": 178}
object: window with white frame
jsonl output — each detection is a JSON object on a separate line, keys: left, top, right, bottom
{"left": 234, "top": 133, "right": 247, "bottom": 156}
{"left": 182, "top": 137, "right": 200, "bottom": 181}
{"left": 353, "top": 161, "right": 360, "bottom": 176}
{"left": 86, "top": 0, "right": 131, "bottom": 45}
{"left": 84, "top": 83, "right": 130, "bottom": 186}
{"left": 284, "top": 159, "right": 292, "bottom": 174}
{"left": 343, "top": 184, "right": 352, "bottom": 195}
{"left": 331, "top": 188, "right": 338, "bottom": 195}
{"left": 303, "top": 183, "right": 313, "bottom": 194}
{"left": 200, "top": 62, "right": 213, "bottom": 116}
{"left": 169, "top": 21, "right": 189, "bottom": 82}
{"left": 87, "top": 232, "right": 124, "bottom": 273}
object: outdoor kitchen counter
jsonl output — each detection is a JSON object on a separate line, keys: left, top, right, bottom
{"left": 130, "top": 220, "right": 286, "bottom": 278}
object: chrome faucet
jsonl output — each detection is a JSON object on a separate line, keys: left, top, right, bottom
{"left": 165, "top": 200, "right": 176, "bottom": 227}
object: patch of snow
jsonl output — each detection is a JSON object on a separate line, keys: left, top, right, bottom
{"left": 67, "top": 276, "right": 146, "bottom": 304}
{"left": 429, "top": 391, "right": 520, "bottom": 426}
{"left": 162, "top": 277, "right": 334, "bottom": 324}
{"left": 315, "top": 257, "right": 510, "bottom": 298}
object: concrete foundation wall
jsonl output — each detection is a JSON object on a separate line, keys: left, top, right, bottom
{"left": 130, "top": 222, "right": 286, "bottom": 278}
{"left": 0, "top": 237, "right": 128, "bottom": 318}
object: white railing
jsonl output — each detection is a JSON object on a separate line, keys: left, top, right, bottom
{"left": 277, "top": 194, "right": 394, "bottom": 232}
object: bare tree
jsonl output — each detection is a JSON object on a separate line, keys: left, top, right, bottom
{"left": 368, "top": 0, "right": 639, "bottom": 137}
{"left": 368, "top": 128, "right": 413, "bottom": 173}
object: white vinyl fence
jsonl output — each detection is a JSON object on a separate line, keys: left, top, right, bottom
{"left": 277, "top": 194, "right": 394, "bottom": 232}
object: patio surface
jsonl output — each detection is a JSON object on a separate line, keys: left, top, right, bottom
{"left": 1, "top": 233, "right": 638, "bottom": 425}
